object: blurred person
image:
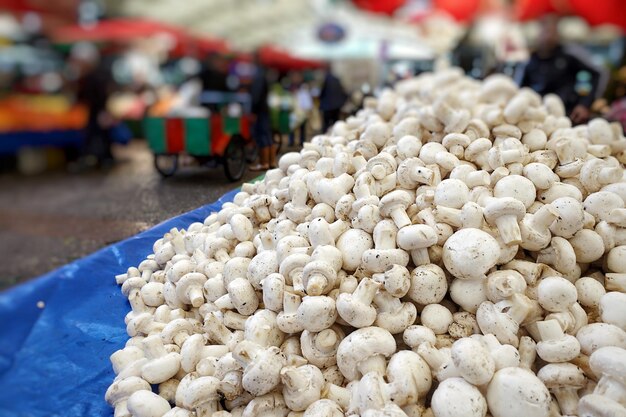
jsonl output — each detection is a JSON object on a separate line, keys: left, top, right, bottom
{"left": 319, "top": 66, "right": 348, "bottom": 133}
{"left": 518, "top": 14, "right": 601, "bottom": 124}
{"left": 199, "top": 53, "right": 229, "bottom": 92}
{"left": 605, "top": 67, "right": 626, "bottom": 130}
{"left": 72, "top": 42, "right": 115, "bottom": 167}
{"left": 289, "top": 82, "right": 313, "bottom": 147}
{"left": 249, "top": 53, "right": 275, "bottom": 171}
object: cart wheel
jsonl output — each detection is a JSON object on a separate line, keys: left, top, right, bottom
{"left": 154, "top": 154, "right": 178, "bottom": 177}
{"left": 223, "top": 135, "right": 246, "bottom": 182}
{"left": 245, "top": 140, "right": 258, "bottom": 163}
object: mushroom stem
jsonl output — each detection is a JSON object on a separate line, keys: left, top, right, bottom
{"left": 113, "top": 401, "right": 129, "bottom": 417}
{"left": 435, "top": 206, "right": 462, "bottom": 228}
{"left": 357, "top": 354, "right": 387, "bottom": 376}
{"left": 315, "top": 329, "right": 339, "bottom": 353}
{"left": 412, "top": 166, "right": 435, "bottom": 185}
{"left": 188, "top": 287, "right": 204, "bottom": 308}
{"left": 595, "top": 375, "right": 625, "bottom": 401}
{"left": 214, "top": 294, "right": 235, "bottom": 310}
{"left": 518, "top": 336, "right": 537, "bottom": 370}
{"left": 174, "top": 333, "right": 188, "bottom": 347}
{"left": 536, "top": 319, "right": 564, "bottom": 342}
{"left": 323, "top": 383, "right": 351, "bottom": 410}
{"left": 204, "top": 313, "right": 233, "bottom": 345}
{"left": 411, "top": 248, "right": 431, "bottom": 266}
{"left": 598, "top": 166, "right": 622, "bottom": 185}
{"left": 553, "top": 388, "right": 580, "bottom": 416}
{"left": 352, "top": 278, "right": 380, "bottom": 306}
{"left": 283, "top": 292, "right": 301, "bottom": 315}
{"left": 494, "top": 215, "right": 522, "bottom": 245}
{"left": 307, "top": 274, "right": 330, "bottom": 296}
{"left": 530, "top": 204, "right": 559, "bottom": 230}
{"left": 390, "top": 208, "right": 412, "bottom": 230}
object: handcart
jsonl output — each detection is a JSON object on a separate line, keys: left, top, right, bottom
{"left": 144, "top": 110, "right": 251, "bottom": 181}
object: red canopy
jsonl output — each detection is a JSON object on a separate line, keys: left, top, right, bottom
{"left": 258, "top": 45, "right": 323, "bottom": 71}
{"left": 51, "top": 19, "right": 229, "bottom": 55}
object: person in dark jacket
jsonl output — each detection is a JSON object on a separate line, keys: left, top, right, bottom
{"left": 518, "top": 14, "right": 601, "bottom": 124}
{"left": 319, "top": 68, "right": 348, "bottom": 133}
{"left": 249, "top": 54, "right": 275, "bottom": 170}
{"left": 73, "top": 43, "right": 115, "bottom": 166}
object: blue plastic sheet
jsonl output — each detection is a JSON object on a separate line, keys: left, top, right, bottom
{"left": 0, "top": 189, "right": 239, "bottom": 417}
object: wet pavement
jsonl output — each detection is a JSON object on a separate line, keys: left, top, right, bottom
{"left": 0, "top": 139, "right": 262, "bottom": 290}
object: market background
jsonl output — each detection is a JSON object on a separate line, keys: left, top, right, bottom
{"left": 0, "top": 0, "right": 625, "bottom": 289}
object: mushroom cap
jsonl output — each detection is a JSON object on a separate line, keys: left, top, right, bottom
{"left": 280, "top": 252, "right": 310, "bottom": 278}
{"left": 431, "top": 377, "right": 487, "bottom": 417}
{"left": 443, "top": 133, "right": 471, "bottom": 149}
{"left": 483, "top": 197, "right": 526, "bottom": 224}
{"left": 247, "top": 250, "right": 279, "bottom": 289}
{"left": 537, "top": 276, "right": 577, "bottom": 313}
{"left": 161, "top": 318, "right": 194, "bottom": 345}
{"left": 297, "top": 296, "right": 337, "bottom": 332}
{"left": 127, "top": 390, "right": 171, "bottom": 417}
{"left": 577, "top": 323, "right": 626, "bottom": 355}
{"left": 494, "top": 175, "right": 537, "bottom": 209}
{"left": 408, "top": 264, "right": 447, "bottom": 305}
{"left": 380, "top": 190, "right": 413, "bottom": 216}
{"left": 435, "top": 179, "right": 470, "bottom": 209}
{"left": 599, "top": 291, "right": 626, "bottom": 329}
{"left": 538, "top": 237, "right": 577, "bottom": 276}
{"left": 281, "top": 364, "right": 325, "bottom": 411}
{"left": 335, "top": 229, "right": 374, "bottom": 271}
{"left": 180, "top": 334, "right": 205, "bottom": 373}
{"left": 303, "top": 399, "right": 344, "bottom": 417}
{"left": 105, "top": 376, "right": 151, "bottom": 405}
{"left": 487, "top": 367, "right": 551, "bottom": 417}
{"left": 397, "top": 224, "right": 438, "bottom": 251}
{"left": 451, "top": 338, "right": 496, "bottom": 386}
{"left": 387, "top": 350, "right": 432, "bottom": 402}
{"left": 607, "top": 245, "right": 626, "bottom": 273}
{"left": 223, "top": 257, "right": 252, "bottom": 286}
{"left": 443, "top": 228, "right": 501, "bottom": 280}
{"left": 476, "top": 301, "right": 519, "bottom": 347}
{"left": 537, "top": 332, "right": 580, "bottom": 363}
{"left": 300, "top": 327, "right": 344, "bottom": 368}
{"left": 584, "top": 191, "right": 624, "bottom": 223}
{"left": 237, "top": 343, "right": 287, "bottom": 396}
{"left": 569, "top": 229, "right": 605, "bottom": 264}
{"left": 549, "top": 197, "right": 585, "bottom": 239}
{"left": 141, "top": 352, "right": 181, "bottom": 384}
{"left": 486, "top": 270, "right": 526, "bottom": 303}
{"left": 589, "top": 346, "right": 626, "bottom": 380}
{"left": 537, "top": 363, "right": 585, "bottom": 389}
{"left": 336, "top": 327, "right": 396, "bottom": 381}
{"left": 180, "top": 375, "right": 221, "bottom": 409}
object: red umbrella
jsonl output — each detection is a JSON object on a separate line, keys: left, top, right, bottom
{"left": 351, "top": 0, "right": 407, "bottom": 16}
{"left": 568, "top": 0, "right": 626, "bottom": 30}
{"left": 258, "top": 45, "right": 323, "bottom": 71}
{"left": 433, "top": 0, "right": 482, "bottom": 22}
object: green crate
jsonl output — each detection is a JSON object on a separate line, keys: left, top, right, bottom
{"left": 184, "top": 118, "right": 211, "bottom": 156}
{"left": 144, "top": 117, "right": 166, "bottom": 153}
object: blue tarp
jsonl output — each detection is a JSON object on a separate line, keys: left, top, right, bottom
{"left": 0, "top": 188, "right": 239, "bottom": 417}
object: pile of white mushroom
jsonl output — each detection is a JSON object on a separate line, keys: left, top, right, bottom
{"left": 108, "top": 68, "right": 626, "bottom": 417}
